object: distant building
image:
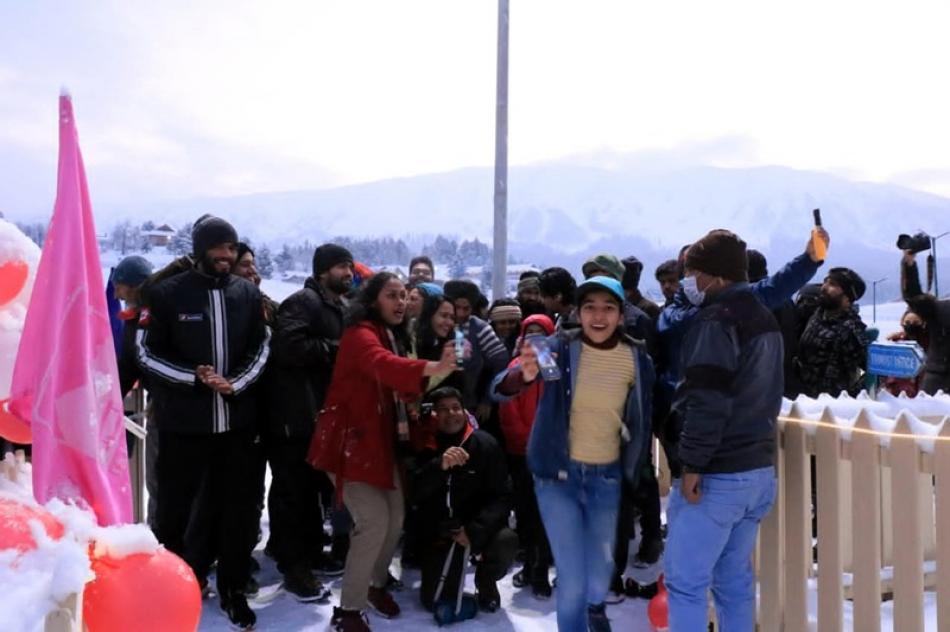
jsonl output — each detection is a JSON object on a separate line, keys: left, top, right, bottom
{"left": 143, "top": 224, "right": 175, "bottom": 247}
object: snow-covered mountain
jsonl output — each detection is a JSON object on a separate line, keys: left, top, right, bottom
{"left": 98, "top": 163, "right": 950, "bottom": 300}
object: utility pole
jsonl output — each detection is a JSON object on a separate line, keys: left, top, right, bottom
{"left": 871, "top": 277, "right": 887, "bottom": 323}
{"left": 491, "top": 0, "right": 509, "bottom": 301}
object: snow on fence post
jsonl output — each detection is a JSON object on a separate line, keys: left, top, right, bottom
{"left": 935, "top": 417, "right": 950, "bottom": 629}
{"left": 850, "top": 410, "right": 882, "bottom": 631}
{"left": 815, "top": 407, "right": 844, "bottom": 632}
{"left": 891, "top": 413, "right": 925, "bottom": 632}
{"left": 43, "top": 593, "right": 81, "bottom": 632}
{"left": 782, "top": 403, "right": 811, "bottom": 631}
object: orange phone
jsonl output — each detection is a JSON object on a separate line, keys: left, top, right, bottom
{"left": 811, "top": 209, "right": 827, "bottom": 262}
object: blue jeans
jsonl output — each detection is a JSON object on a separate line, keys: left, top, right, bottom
{"left": 535, "top": 461, "right": 622, "bottom": 632}
{"left": 665, "top": 467, "right": 776, "bottom": 632}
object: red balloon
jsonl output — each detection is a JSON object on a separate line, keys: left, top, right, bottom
{"left": 84, "top": 547, "right": 202, "bottom": 632}
{"left": 0, "top": 497, "right": 64, "bottom": 552}
{"left": 0, "top": 260, "right": 27, "bottom": 308}
{"left": 648, "top": 590, "right": 669, "bottom": 630}
{"left": 0, "top": 400, "right": 31, "bottom": 444}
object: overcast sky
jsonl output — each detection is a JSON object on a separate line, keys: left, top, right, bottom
{"left": 2, "top": 0, "right": 950, "bottom": 218}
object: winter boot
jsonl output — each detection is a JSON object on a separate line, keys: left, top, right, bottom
{"left": 605, "top": 574, "right": 626, "bottom": 604}
{"left": 476, "top": 573, "right": 501, "bottom": 613}
{"left": 312, "top": 551, "right": 345, "bottom": 577}
{"left": 588, "top": 603, "right": 612, "bottom": 632}
{"left": 635, "top": 535, "right": 664, "bottom": 566}
{"left": 283, "top": 567, "right": 331, "bottom": 603}
{"left": 220, "top": 590, "right": 256, "bottom": 630}
{"left": 367, "top": 586, "right": 401, "bottom": 618}
{"left": 331, "top": 607, "right": 371, "bottom": 632}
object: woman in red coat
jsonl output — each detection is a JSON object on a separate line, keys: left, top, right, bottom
{"left": 308, "top": 272, "right": 457, "bottom": 632}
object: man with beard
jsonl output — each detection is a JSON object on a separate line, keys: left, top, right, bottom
{"left": 266, "top": 244, "right": 355, "bottom": 602}
{"left": 516, "top": 272, "right": 546, "bottom": 318}
{"left": 136, "top": 216, "right": 271, "bottom": 630}
{"left": 795, "top": 267, "right": 868, "bottom": 397}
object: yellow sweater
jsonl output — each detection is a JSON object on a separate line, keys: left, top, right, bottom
{"left": 569, "top": 342, "right": 636, "bottom": 464}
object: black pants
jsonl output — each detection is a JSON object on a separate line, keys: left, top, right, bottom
{"left": 613, "top": 467, "right": 662, "bottom": 579}
{"left": 419, "top": 527, "right": 519, "bottom": 610}
{"left": 156, "top": 428, "right": 259, "bottom": 594}
{"left": 509, "top": 455, "right": 551, "bottom": 579}
{"left": 266, "top": 436, "right": 327, "bottom": 574}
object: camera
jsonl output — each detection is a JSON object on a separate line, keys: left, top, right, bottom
{"left": 897, "top": 232, "right": 932, "bottom": 254}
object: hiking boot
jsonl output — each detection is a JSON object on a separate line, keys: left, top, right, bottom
{"left": 243, "top": 575, "right": 260, "bottom": 598}
{"left": 531, "top": 573, "right": 552, "bottom": 600}
{"left": 283, "top": 568, "right": 331, "bottom": 603}
{"left": 624, "top": 577, "right": 658, "bottom": 599}
{"left": 512, "top": 568, "right": 528, "bottom": 588}
{"left": 476, "top": 578, "right": 501, "bottom": 613}
{"left": 635, "top": 536, "right": 664, "bottom": 566}
{"left": 605, "top": 575, "right": 626, "bottom": 604}
{"left": 220, "top": 591, "right": 256, "bottom": 630}
{"left": 367, "top": 586, "right": 400, "bottom": 618}
{"left": 312, "top": 552, "right": 345, "bottom": 577}
{"left": 385, "top": 572, "right": 403, "bottom": 591}
{"left": 331, "top": 607, "right": 371, "bottom": 632}
{"left": 588, "top": 603, "right": 612, "bottom": 632}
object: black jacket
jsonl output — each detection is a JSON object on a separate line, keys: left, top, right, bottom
{"left": 671, "top": 283, "right": 783, "bottom": 474}
{"left": 902, "top": 259, "right": 950, "bottom": 380}
{"left": 267, "top": 278, "right": 346, "bottom": 439}
{"left": 135, "top": 268, "right": 270, "bottom": 435}
{"left": 411, "top": 426, "right": 511, "bottom": 554}
{"left": 118, "top": 311, "right": 143, "bottom": 397}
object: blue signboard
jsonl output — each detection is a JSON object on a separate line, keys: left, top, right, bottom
{"left": 868, "top": 342, "right": 925, "bottom": 379}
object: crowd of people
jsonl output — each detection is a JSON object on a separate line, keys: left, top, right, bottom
{"left": 100, "top": 213, "right": 950, "bottom": 631}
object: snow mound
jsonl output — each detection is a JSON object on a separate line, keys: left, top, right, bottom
{"left": 0, "top": 452, "right": 162, "bottom": 630}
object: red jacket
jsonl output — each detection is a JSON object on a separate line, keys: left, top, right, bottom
{"left": 498, "top": 314, "right": 554, "bottom": 456}
{"left": 309, "top": 320, "right": 428, "bottom": 490}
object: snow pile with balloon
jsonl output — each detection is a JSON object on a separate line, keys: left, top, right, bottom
{"left": 0, "top": 452, "right": 202, "bottom": 632}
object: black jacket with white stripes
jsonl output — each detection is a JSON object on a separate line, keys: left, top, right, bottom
{"left": 135, "top": 267, "right": 271, "bottom": 435}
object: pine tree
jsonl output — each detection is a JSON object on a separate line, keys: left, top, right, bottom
{"left": 257, "top": 245, "right": 275, "bottom": 279}
{"left": 275, "top": 244, "right": 294, "bottom": 273}
{"left": 450, "top": 254, "right": 467, "bottom": 280}
{"left": 169, "top": 223, "right": 193, "bottom": 255}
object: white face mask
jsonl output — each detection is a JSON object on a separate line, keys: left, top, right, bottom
{"left": 681, "top": 276, "right": 706, "bottom": 306}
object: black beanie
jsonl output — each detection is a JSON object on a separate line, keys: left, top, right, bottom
{"left": 747, "top": 249, "right": 768, "bottom": 283}
{"left": 192, "top": 216, "right": 238, "bottom": 257}
{"left": 827, "top": 267, "right": 866, "bottom": 302}
{"left": 621, "top": 256, "right": 644, "bottom": 291}
{"left": 312, "top": 243, "right": 354, "bottom": 276}
{"left": 685, "top": 229, "right": 749, "bottom": 282}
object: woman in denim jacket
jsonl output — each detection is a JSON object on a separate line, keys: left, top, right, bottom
{"left": 494, "top": 276, "right": 654, "bottom": 632}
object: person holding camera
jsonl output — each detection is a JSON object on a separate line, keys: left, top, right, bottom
{"left": 412, "top": 387, "right": 517, "bottom": 617}
{"left": 901, "top": 242, "right": 950, "bottom": 394}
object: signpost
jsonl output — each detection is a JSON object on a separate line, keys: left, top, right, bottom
{"left": 867, "top": 341, "right": 926, "bottom": 379}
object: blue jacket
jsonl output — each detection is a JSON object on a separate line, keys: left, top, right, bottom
{"left": 672, "top": 283, "right": 784, "bottom": 473}
{"left": 656, "top": 252, "right": 818, "bottom": 413}
{"left": 492, "top": 329, "right": 655, "bottom": 489}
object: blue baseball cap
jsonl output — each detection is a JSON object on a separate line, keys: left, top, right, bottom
{"left": 576, "top": 276, "right": 625, "bottom": 305}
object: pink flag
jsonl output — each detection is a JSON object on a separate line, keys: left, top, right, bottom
{"left": 9, "top": 94, "right": 131, "bottom": 525}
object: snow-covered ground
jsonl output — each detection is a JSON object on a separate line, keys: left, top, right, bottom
{"left": 197, "top": 518, "right": 662, "bottom": 632}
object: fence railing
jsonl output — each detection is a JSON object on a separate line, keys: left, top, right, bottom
{"left": 654, "top": 393, "right": 950, "bottom": 631}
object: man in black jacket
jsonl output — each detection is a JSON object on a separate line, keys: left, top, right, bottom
{"left": 265, "top": 243, "right": 353, "bottom": 601}
{"left": 136, "top": 216, "right": 270, "bottom": 630}
{"left": 413, "top": 387, "right": 517, "bottom": 614}
{"left": 665, "top": 230, "right": 783, "bottom": 631}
